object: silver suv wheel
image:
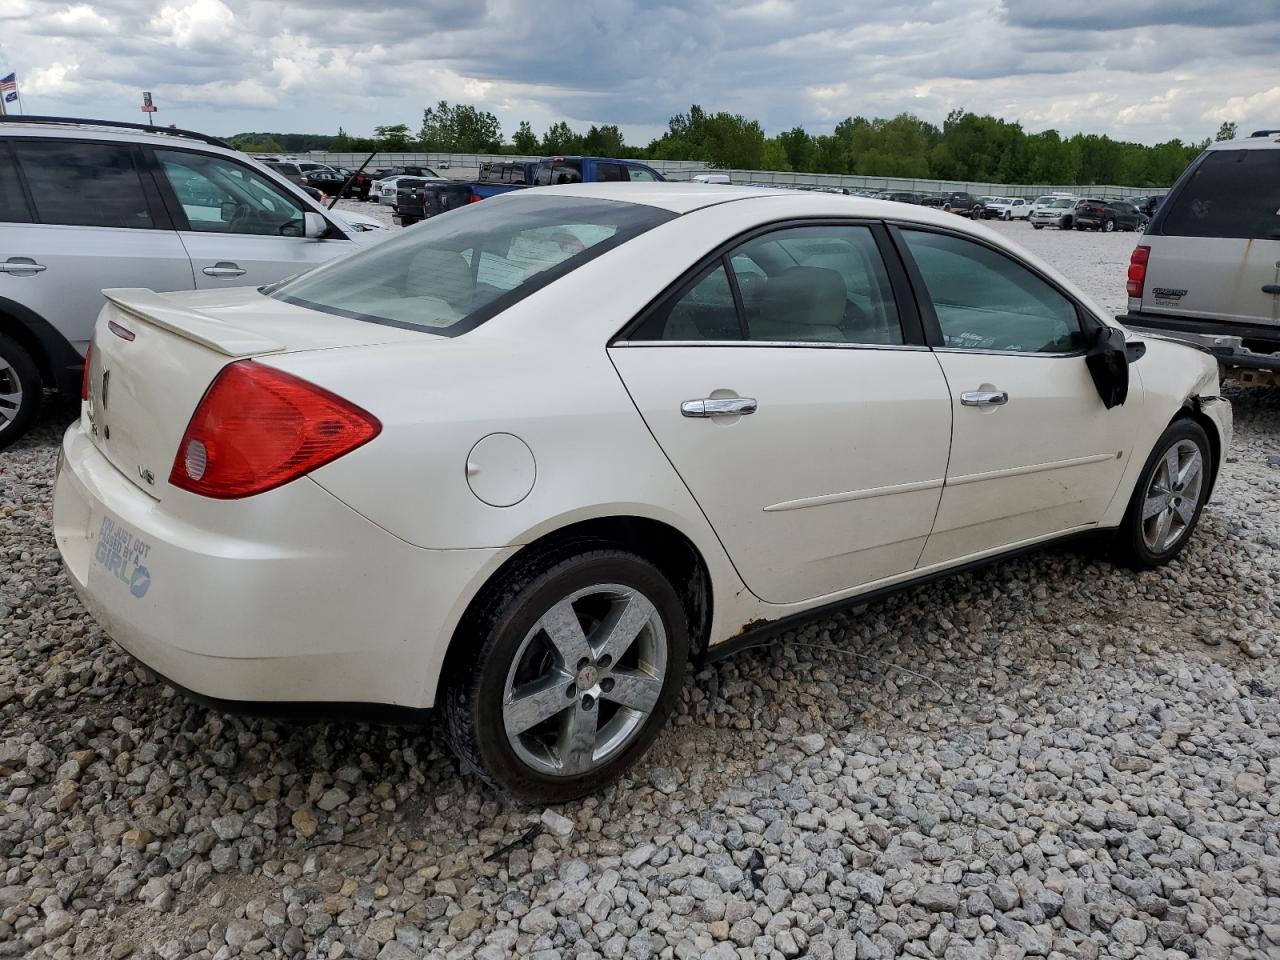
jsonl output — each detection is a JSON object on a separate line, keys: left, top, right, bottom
{"left": 0, "top": 355, "right": 24, "bottom": 435}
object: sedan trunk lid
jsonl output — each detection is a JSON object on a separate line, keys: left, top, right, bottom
{"left": 85, "top": 287, "right": 426, "bottom": 500}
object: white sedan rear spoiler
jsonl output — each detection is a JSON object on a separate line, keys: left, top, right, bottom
{"left": 102, "top": 288, "right": 286, "bottom": 358}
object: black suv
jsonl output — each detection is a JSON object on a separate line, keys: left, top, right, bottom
{"left": 1073, "top": 198, "right": 1143, "bottom": 232}
{"left": 940, "top": 192, "right": 980, "bottom": 217}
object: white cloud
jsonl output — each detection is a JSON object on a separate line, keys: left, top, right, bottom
{"left": 48, "top": 3, "right": 112, "bottom": 33}
{"left": 22, "top": 63, "right": 87, "bottom": 97}
{"left": 153, "top": 0, "right": 236, "bottom": 46}
{"left": 1208, "top": 85, "right": 1280, "bottom": 125}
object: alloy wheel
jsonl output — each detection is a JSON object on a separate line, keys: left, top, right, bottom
{"left": 0, "top": 355, "right": 24, "bottom": 436}
{"left": 1141, "top": 439, "right": 1204, "bottom": 553}
{"left": 502, "top": 583, "right": 668, "bottom": 777}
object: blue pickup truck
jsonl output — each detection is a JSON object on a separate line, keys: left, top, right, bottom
{"left": 394, "top": 156, "right": 666, "bottom": 225}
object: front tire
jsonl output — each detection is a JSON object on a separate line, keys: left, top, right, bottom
{"left": 1033, "top": 224, "right": 1044, "bottom": 230}
{"left": 0, "top": 333, "right": 42, "bottom": 450}
{"left": 444, "top": 547, "right": 690, "bottom": 802}
{"left": 1114, "top": 419, "right": 1211, "bottom": 568}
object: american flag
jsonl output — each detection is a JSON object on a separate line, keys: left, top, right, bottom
{"left": 0, "top": 73, "right": 16, "bottom": 93}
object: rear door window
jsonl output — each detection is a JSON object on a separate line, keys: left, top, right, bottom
{"left": 12, "top": 140, "right": 156, "bottom": 229}
{"left": 597, "top": 163, "right": 629, "bottom": 182}
{"left": 0, "top": 146, "right": 32, "bottom": 223}
{"left": 1160, "top": 149, "right": 1280, "bottom": 240}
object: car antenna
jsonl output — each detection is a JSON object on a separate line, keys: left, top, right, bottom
{"left": 330, "top": 150, "right": 378, "bottom": 210}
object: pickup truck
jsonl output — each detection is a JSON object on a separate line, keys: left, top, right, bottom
{"left": 394, "top": 155, "right": 665, "bottom": 226}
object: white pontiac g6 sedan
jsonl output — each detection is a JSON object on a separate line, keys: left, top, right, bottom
{"left": 53, "top": 185, "right": 1232, "bottom": 801}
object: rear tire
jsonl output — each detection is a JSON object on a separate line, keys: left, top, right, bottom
{"left": 443, "top": 547, "right": 690, "bottom": 802}
{"left": 0, "top": 333, "right": 42, "bottom": 451}
{"left": 1113, "top": 419, "right": 1211, "bottom": 569}
{"left": 1033, "top": 224, "right": 1044, "bottom": 230}
{"left": 1103, "top": 218, "right": 1116, "bottom": 232}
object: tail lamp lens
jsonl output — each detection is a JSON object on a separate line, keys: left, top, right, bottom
{"left": 1126, "top": 245, "right": 1150, "bottom": 299}
{"left": 169, "top": 361, "right": 380, "bottom": 499}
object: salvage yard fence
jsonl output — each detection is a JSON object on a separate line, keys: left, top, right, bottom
{"left": 301, "top": 151, "right": 1161, "bottom": 199}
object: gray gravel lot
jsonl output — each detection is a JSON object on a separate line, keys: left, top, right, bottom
{"left": 1, "top": 212, "right": 1278, "bottom": 960}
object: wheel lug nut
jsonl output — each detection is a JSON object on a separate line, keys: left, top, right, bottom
{"left": 577, "top": 657, "right": 591, "bottom": 671}
{"left": 581, "top": 694, "right": 595, "bottom": 710}
{"left": 598, "top": 655, "right": 612, "bottom": 670}
{"left": 601, "top": 678, "right": 615, "bottom": 693}
{"left": 566, "top": 683, "right": 577, "bottom": 699}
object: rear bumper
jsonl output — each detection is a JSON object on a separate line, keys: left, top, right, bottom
{"left": 53, "top": 423, "right": 510, "bottom": 709}
{"left": 1118, "top": 312, "right": 1280, "bottom": 371}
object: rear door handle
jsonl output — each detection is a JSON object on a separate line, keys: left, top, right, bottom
{"left": 0, "top": 257, "right": 47, "bottom": 276}
{"left": 681, "top": 397, "right": 758, "bottom": 418}
{"left": 1262, "top": 284, "right": 1280, "bottom": 295}
{"left": 960, "top": 390, "right": 1009, "bottom": 407}
{"left": 202, "top": 262, "right": 247, "bottom": 278}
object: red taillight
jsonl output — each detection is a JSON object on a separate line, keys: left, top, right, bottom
{"left": 1126, "top": 245, "right": 1150, "bottom": 299}
{"left": 169, "top": 361, "right": 380, "bottom": 499}
{"left": 467, "top": 192, "right": 483, "bottom": 204}
{"left": 81, "top": 345, "right": 92, "bottom": 401}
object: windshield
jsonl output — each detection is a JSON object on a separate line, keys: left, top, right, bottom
{"left": 1051, "top": 199, "right": 1074, "bottom": 208}
{"left": 270, "top": 195, "right": 675, "bottom": 336}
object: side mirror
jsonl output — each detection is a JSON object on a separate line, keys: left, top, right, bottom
{"left": 303, "top": 212, "right": 327, "bottom": 239}
{"left": 1085, "top": 322, "right": 1130, "bottom": 409}
{"left": 220, "top": 200, "right": 237, "bottom": 222}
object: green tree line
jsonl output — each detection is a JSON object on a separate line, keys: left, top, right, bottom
{"left": 230, "top": 102, "right": 1230, "bottom": 187}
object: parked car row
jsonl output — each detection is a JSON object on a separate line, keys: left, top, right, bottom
{"left": 393, "top": 155, "right": 665, "bottom": 226}
{"left": 256, "top": 157, "right": 446, "bottom": 204}
{"left": 1030, "top": 196, "right": 1152, "bottom": 232}
{"left": 850, "top": 190, "right": 1165, "bottom": 231}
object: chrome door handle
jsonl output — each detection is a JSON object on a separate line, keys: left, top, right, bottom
{"left": 681, "top": 397, "right": 758, "bottom": 418}
{"left": 202, "top": 262, "right": 247, "bottom": 278}
{"left": 960, "top": 390, "right": 1009, "bottom": 407}
{"left": 0, "top": 257, "right": 47, "bottom": 275}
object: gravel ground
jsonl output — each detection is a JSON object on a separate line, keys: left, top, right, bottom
{"left": 2, "top": 214, "right": 1278, "bottom": 960}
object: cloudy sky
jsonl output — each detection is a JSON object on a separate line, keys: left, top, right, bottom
{"left": 1, "top": 0, "right": 1277, "bottom": 145}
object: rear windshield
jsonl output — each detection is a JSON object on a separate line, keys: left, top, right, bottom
{"left": 269, "top": 195, "right": 674, "bottom": 336}
{"left": 1160, "top": 149, "right": 1280, "bottom": 240}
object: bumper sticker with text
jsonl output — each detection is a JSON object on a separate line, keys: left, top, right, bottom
{"left": 94, "top": 517, "right": 152, "bottom": 598}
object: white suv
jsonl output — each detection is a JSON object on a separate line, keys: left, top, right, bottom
{"left": 0, "top": 116, "right": 385, "bottom": 447}
{"left": 1120, "top": 130, "right": 1280, "bottom": 374}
